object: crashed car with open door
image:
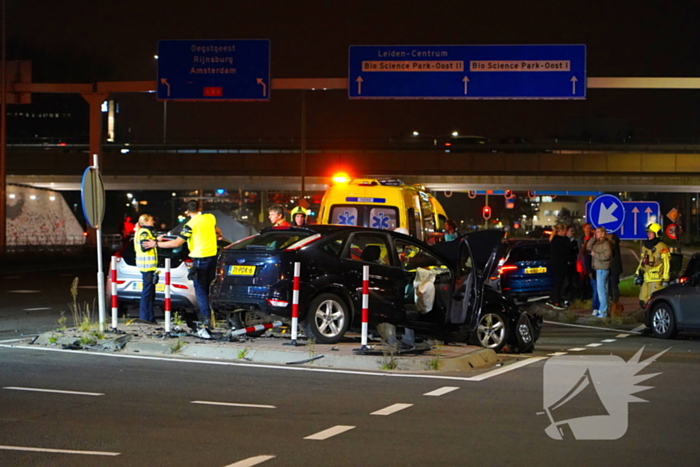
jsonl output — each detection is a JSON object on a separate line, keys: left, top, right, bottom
{"left": 210, "top": 225, "right": 541, "bottom": 352}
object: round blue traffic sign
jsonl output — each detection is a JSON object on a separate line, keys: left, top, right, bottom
{"left": 588, "top": 194, "right": 625, "bottom": 233}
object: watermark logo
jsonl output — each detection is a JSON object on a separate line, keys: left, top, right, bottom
{"left": 539, "top": 346, "right": 668, "bottom": 440}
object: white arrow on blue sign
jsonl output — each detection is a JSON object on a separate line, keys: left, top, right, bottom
{"left": 586, "top": 197, "right": 661, "bottom": 240}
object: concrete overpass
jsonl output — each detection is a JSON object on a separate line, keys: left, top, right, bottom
{"left": 8, "top": 142, "right": 700, "bottom": 193}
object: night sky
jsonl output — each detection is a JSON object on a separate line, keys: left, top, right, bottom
{"left": 8, "top": 1, "right": 700, "bottom": 142}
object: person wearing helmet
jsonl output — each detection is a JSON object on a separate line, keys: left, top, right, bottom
{"left": 635, "top": 222, "right": 671, "bottom": 306}
{"left": 290, "top": 206, "right": 308, "bottom": 226}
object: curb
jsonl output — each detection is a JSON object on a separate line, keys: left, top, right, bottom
{"left": 30, "top": 330, "right": 499, "bottom": 373}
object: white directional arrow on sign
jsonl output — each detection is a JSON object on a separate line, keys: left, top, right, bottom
{"left": 463, "top": 76, "right": 469, "bottom": 95}
{"left": 645, "top": 207, "right": 654, "bottom": 225}
{"left": 631, "top": 207, "right": 640, "bottom": 235}
{"left": 571, "top": 76, "right": 578, "bottom": 94}
{"left": 598, "top": 202, "right": 620, "bottom": 225}
{"left": 356, "top": 76, "right": 363, "bottom": 95}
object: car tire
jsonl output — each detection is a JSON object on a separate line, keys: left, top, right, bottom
{"left": 651, "top": 302, "right": 678, "bottom": 339}
{"left": 302, "top": 293, "right": 350, "bottom": 344}
{"left": 475, "top": 310, "right": 509, "bottom": 352}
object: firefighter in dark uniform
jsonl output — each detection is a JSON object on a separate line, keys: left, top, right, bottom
{"left": 134, "top": 214, "right": 158, "bottom": 323}
{"left": 635, "top": 222, "right": 671, "bottom": 306}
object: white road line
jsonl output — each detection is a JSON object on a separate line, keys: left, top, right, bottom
{"left": 304, "top": 425, "right": 355, "bottom": 440}
{"left": 224, "top": 455, "right": 276, "bottom": 467}
{"left": 616, "top": 333, "right": 632, "bottom": 338}
{"left": 544, "top": 320, "right": 641, "bottom": 334}
{"left": 4, "top": 387, "right": 104, "bottom": 396}
{"left": 23, "top": 307, "right": 51, "bottom": 311}
{"left": 0, "top": 445, "right": 119, "bottom": 456}
{"left": 191, "top": 401, "right": 276, "bottom": 409}
{"left": 547, "top": 352, "right": 568, "bottom": 356}
{"left": 423, "top": 386, "right": 459, "bottom": 397}
{"left": 371, "top": 403, "right": 413, "bottom": 416}
{"left": 602, "top": 339, "right": 617, "bottom": 343}
{"left": 0, "top": 344, "right": 546, "bottom": 383}
{"left": 6, "top": 290, "right": 41, "bottom": 293}
{"left": 568, "top": 348, "right": 587, "bottom": 352}
{"left": 469, "top": 357, "right": 548, "bottom": 381}
{"left": 586, "top": 343, "right": 603, "bottom": 347}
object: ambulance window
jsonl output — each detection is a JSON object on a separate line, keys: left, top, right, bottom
{"left": 407, "top": 208, "right": 417, "bottom": 237}
{"left": 330, "top": 206, "right": 358, "bottom": 226}
{"left": 368, "top": 207, "right": 398, "bottom": 231}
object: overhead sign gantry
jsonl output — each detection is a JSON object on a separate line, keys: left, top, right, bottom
{"left": 348, "top": 44, "right": 586, "bottom": 99}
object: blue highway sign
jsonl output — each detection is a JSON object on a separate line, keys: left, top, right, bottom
{"left": 586, "top": 194, "right": 625, "bottom": 233}
{"left": 157, "top": 39, "right": 270, "bottom": 101}
{"left": 586, "top": 198, "right": 661, "bottom": 240}
{"left": 348, "top": 44, "right": 586, "bottom": 99}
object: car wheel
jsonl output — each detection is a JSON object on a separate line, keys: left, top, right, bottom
{"left": 475, "top": 310, "right": 509, "bottom": 352}
{"left": 651, "top": 303, "right": 678, "bottom": 339}
{"left": 302, "top": 293, "right": 350, "bottom": 344}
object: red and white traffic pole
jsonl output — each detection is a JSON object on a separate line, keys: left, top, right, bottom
{"left": 231, "top": 321, "right": 283, "bottom": 337}
{"left": 361, "top": 264, "right": 369, "bottom": 349}
{"left": 290, "top": 262, "right": 301, "bottom": 345}
{"left": 110, "top": 256, "right": 118, "bottom": 330}
{"left": 164, "top": 258, "right": 172, "bottom": 333}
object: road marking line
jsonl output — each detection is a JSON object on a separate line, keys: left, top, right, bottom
{"left": 0, "top": 445, "right": 119, "bottom": 456}
{"left": 224, "top": 455, "right": 276, "bottom": 467}
{"left": 632, "top": 325, "right": 647, "bottom": 333}
{"left": 3, "top": 387, "right": 104, "bottom": 396}
{"left": 23, "top": 307, "right": 51, "bottom": 311}
{"left": 616, "top": 333, "right": 632, "bottom": 338}
{"left": 586, "top": 343, "right": 603, "bottom": 347}
{"left": 304, "top": 425, "right": 355, "bottom": 440}
{"left": 547, "top": 352, "right": 568, "bottom": 356}
{"left": 423, "top": 386, "right": 459, "bottom": 397}
{"left": 0, "top": 344, "right": 546, "bottom": 383}
{"left": 371, "top": 403, "right": 413, "bottom": 416}
{"left": 568, "top": 348, "right": 587, "bottom": 352}
{"left": 191, "top": 401, "right": 276, "bottom": 409}
{"left": 6, "top": 290, "right": 41, "bottom": 293}
{"left": 469, "top": 357, "right": 548, "bottom": 381}
{"left": 544, "top": 320, "right": 641, "bottom": 334}
{"left": 601, "top": 339, "right": 617, "bottom": 343}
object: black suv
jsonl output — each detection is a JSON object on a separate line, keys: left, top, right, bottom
{"left": 210, "top": 225, "right": 541, "bottom": 352}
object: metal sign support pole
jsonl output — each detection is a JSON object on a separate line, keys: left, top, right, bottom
{"left": 93, "top": 153, "right": 106, "bottom": 331}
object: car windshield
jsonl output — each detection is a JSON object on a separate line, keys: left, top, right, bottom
{"left": 228, "top": 231, "right": 314, "bottom": 251}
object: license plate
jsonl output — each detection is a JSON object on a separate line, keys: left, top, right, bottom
{"left": 228, "top": 265, "right": 256, "bottom": 276}
{"left": 525, "top": 267, "right": 547, "bottom": 274}
{"left": 134, "top": 283, "right": 166, "bottom": 292}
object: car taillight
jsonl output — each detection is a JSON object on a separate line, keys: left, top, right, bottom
{"left": 499, "top": 265, "right": 518, "bottom": 275}
{"left": 116, "top": 280, "right": 126, "bottom": 284}
{"left": 267, "top": 299, "right": 289, "bottom": 307}
{"left": 184, "top": 258, "right": 193, "bottom": 268}
{"left": 172, "top": 283, "right": 188, "bottom": 289}
{"left": 285, "top": 233, "right": 322, "bottom": 251}
{"left": 678, "top": 276, "right": 688, "bottom": 284}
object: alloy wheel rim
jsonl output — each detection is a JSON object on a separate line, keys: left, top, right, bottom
{"left": 653, "top": 308, "right": 670, "bottom": 334}
{"left": 477, "top": 314, "right": 505, "bottom": 348}
{"left": 315, "top": 299, "right": 345, "bottom": 337}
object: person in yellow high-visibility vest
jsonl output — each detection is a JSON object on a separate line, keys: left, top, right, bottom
{"left": 134, "top": 214, "right": 158, "bottom": 324}
{"left": 635, "top": 222, "right": 671, "bottom": 306}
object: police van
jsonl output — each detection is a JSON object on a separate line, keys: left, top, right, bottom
{"left": 318, "top": 177, "right": 447, "bottom": 242}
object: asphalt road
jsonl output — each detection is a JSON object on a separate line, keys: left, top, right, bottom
{"left": 2, "top": 260, "right": 700, "bottom": 466}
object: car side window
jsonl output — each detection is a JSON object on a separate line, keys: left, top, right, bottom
{"left": 345, "top": 234, "right": 392, "bottom": 266}
{"left": 395, "top": 239, "right": 445, "bottom": 272}
{"left": 320, "top": 234, "right": 348, "bottom": 257}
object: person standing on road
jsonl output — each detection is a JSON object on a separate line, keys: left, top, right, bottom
{"left": 607, "top": 231, "right": 623, "bottom": 309}
{"left": 547, "top": 224, "right": 571, "bottom": 310}
{"left": 635, "top": 223, "right": 671, "bottom": 306}
{"left": 578, "top": 223, "right": 596, "bottom": 305}
{"left": 269, "top": 204, "right": 291, "bottom": 227}
{"left": 134, "top": 214, "right": 158, "bottom": 324}
{"left": 588, "top": 226, "right": 613, "bottom": 318}
{"left": 562, "top": 225, "right": 580, "bottom": 305}
{"left": 148, "top": 201, "right": 222, "bottom": 328}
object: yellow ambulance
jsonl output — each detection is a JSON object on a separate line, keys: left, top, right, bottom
{"left": 318, "top": 176, "right": 448, "bottom": 242}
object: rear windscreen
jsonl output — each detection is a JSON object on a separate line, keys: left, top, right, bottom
{"left": 509, "top": 244, "right": 550, "bottom": 262}
{"left": 228, "top": 231, "right": 313, "bottom": 251}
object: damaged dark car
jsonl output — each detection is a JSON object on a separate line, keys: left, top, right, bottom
{"left": 210, "top": 225, "right": 541, "bottom": 352}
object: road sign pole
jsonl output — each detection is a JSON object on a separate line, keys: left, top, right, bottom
{"left": 92, "top": 154, "right": 106, "bottom": 331}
